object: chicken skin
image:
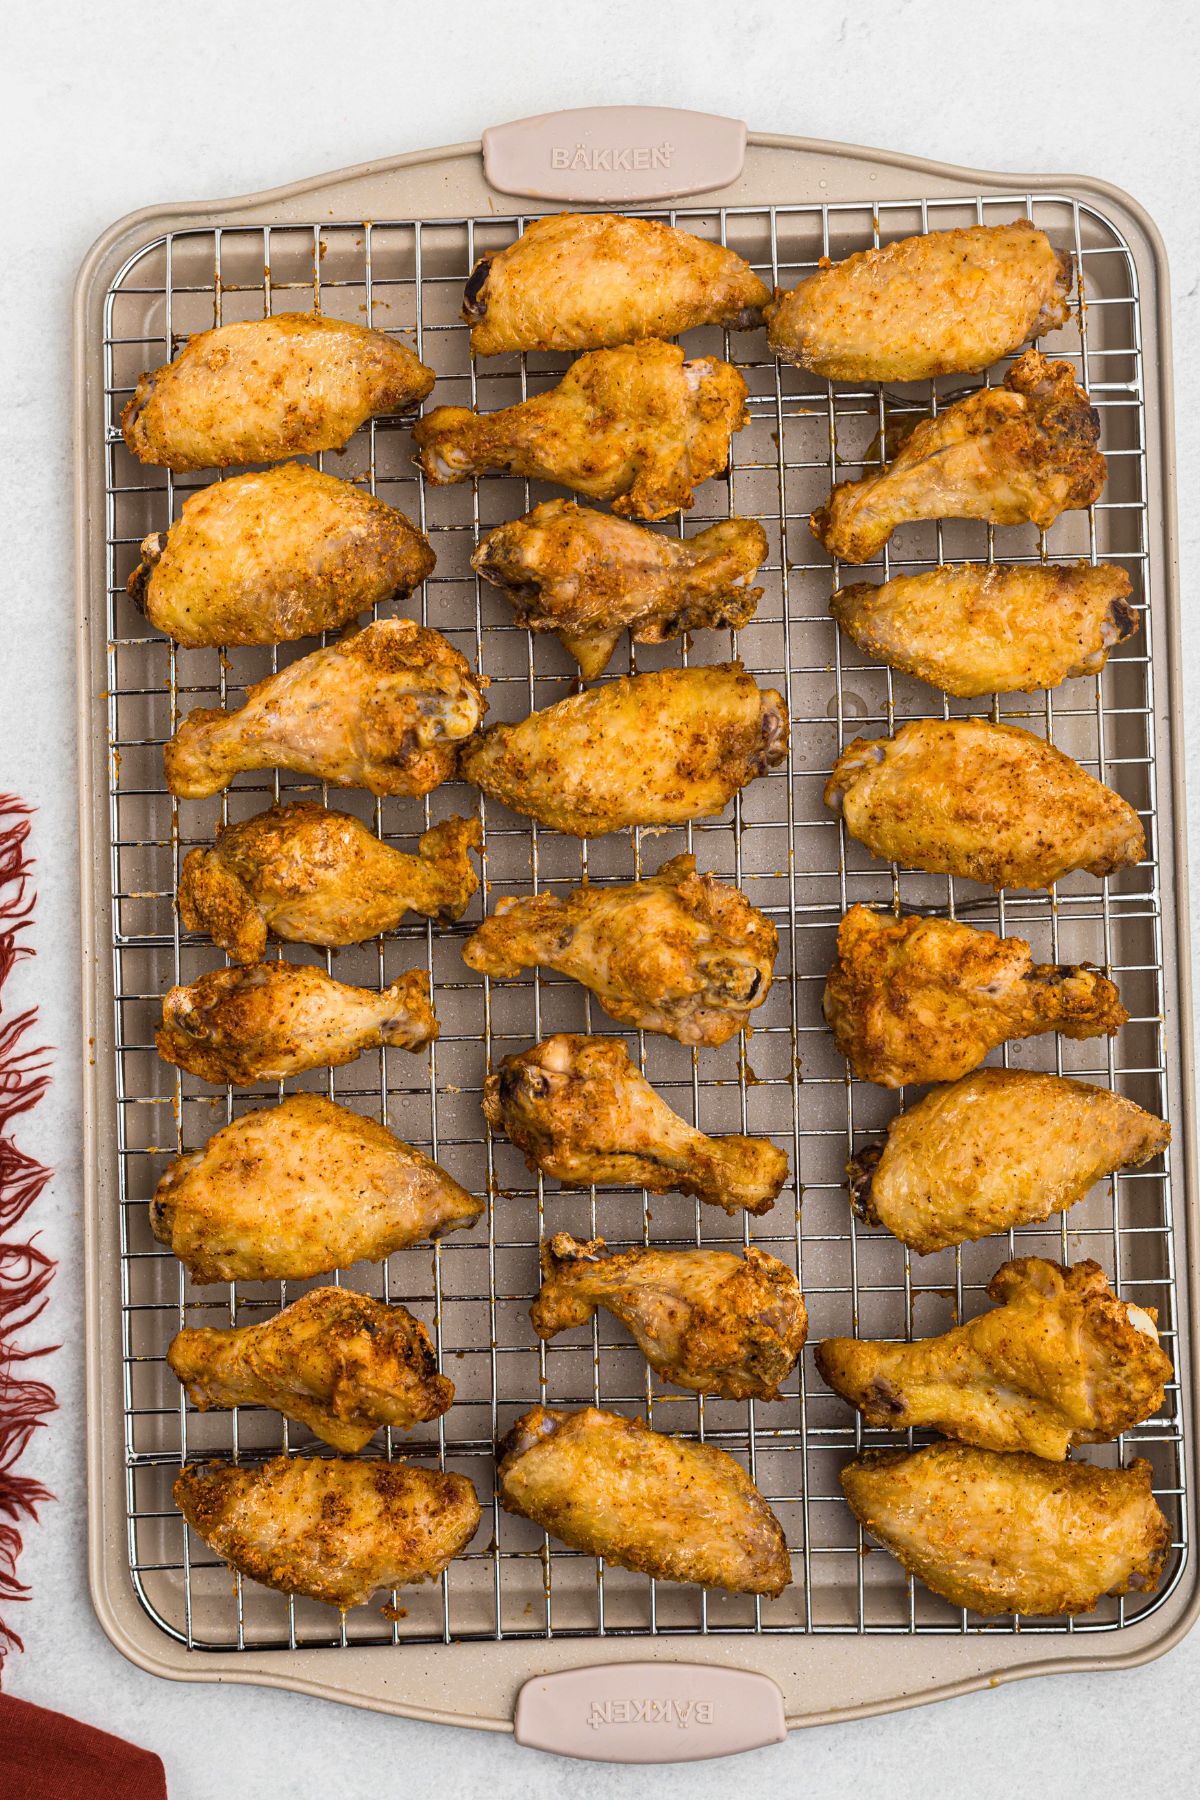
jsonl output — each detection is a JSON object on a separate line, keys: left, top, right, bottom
{"left": 483, "top": 1035, "right": 788, "bottom": 1215}
{"left": 156, "top": 961, "right": 437, "bottom": 1085}
{"left": 831, "top": 561, "right": 1136, "bottom": 698}
{"left": 178, "top": 803, "right": 481, "bottom": 964}
{"left": 122, "top": 312, "right": 434, "bottom": 471}
{"left": 826, "top": 718, "right": 1145, "bottom": 890}
{"left": 473, "top": 501, "right": 768, "bottom": 678}
{"left": 413, "top": 340, "right": 748, "bottom": 520}
{"left": 461, "top": 853, "right": 777, "bottom": 1047}
{"left": 817, "top": 1258, "right": 1171, "bottom": 1460}
{"left": 128, "top": 463, "right": 435, "bottom": 648}
{"left": 175, "top": 1455, "right": 479, "bottom": 1610}
{"left": 151, "top": 1093, "right": 481, "bottom": 1284}
{"left": 840, "top": 1445, "right": 1168, "bottom": 1616}
{"left": 811, "top": 352, "right": 1105, "bottom": 563}
{"left": 824, "top": 905, "right": 1127, "bottom": 1088}
{"left": 164, "top": 619, "right": 486, "bottom": 799}
{"left": 497, "top": 1406, "right": 790, "bottom": 1596}
{"left": 767, "top": 221, "right": 1071, "bottom": 382}
{"left": 531, "top": 1234, "right": 807, "bottom": 1401}
{"left": 849, "top": 1067, "right": 1170, "bottom": 1254}
{"left": 463, "top": 212, "right": 770, "bottom": 355}
{"left": 461, "top": 664, "right": 787, "bottom": 837}
{"left": 168, "top": 1287, "right": 454, "bottom": 1452}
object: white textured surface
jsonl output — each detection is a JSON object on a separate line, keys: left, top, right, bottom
{"left": 3, "top": 3, "right": 1199, "bottom": 1794}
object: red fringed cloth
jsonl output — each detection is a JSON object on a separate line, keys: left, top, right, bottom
{"left": 0, "top": 1693, "right": 167, "bottom": 1799}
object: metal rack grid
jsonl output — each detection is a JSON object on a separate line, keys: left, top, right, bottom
{"left": 99, "top": 189, "right": 1185, "bottom": 1652}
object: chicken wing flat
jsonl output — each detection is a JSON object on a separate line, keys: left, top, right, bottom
{"left": 497, "top": 1406, "right": 790, "bottom": 1596}
{"left": 811, "top": 352, "right": 1104, "bottom": 563}
{"left": 168, "top": 1287, "right": 454, "bottom": 1452}
{"left": 484, "top": 1035, "right": 787, "bottom": 1215}
{"left": 151, "top": 1092, "right": 481, "bottom": 1284}
{"left": 531, "top": 1234, "right": 807, "bottom": 1400}
{"left": 826, "top": 718, "right": 1145, "bottom": 890}
{"left": 413, "top": 340, "right": 748, "bottom": 520}
{"left": 175, "top": 1455, "right": 479, "bottom": 1609}
{"left": 164, "top": 619, "right": 486, "bottom": 799}
{"left": 156, "top": 961, "right": 437, "bottom": 1084}
{"left": 464, "top": 212, "right": 769, "bottom": 355}
{"left": 818, "top": 1258, "right": 1171, "bottom": 1460}
{"left": 460, "top": 664, "right": 787, "bottom": 837}
{"left": 824, "top": 905, "right": 1127, "bottom": 1088}
{"left": 472, "top": 500, "right": 768, "bottom": 678}
{"left": 128, "top": 463, "right": 435, "bottom": 648}
{"left": 840, "top": 1444, "right": 1168, "bottom": 1616}
{"left": 178, "top": 803, "right": 481, "bottom": 964}
{"left": 849, "top": 1067, "right": 1169, "bottom": 1254}
{"left": 461, "top": 853, "right": 777, "bottom": 1047}
{"left": 123, "top": 313, "right": 434, "bottom": 471}
{"left": 767, "top": 221, "right": 1071, "bottom": 382}
{"left": 831, "top": 561, "right": 1136, "bottom": 698}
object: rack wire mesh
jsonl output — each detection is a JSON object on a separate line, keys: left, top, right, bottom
{"left": 99, "top": 189, "right": 1185, "bottom": 1652}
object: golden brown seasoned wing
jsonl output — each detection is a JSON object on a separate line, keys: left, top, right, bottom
{"left": 150, "top": 1092, "right": 481, "bottom": 1283}
{"left": 128, "top": 464, "right": 435, "bottom": 648}
{"left": 413, "top": 340, "right": 748, "bottom": 520}
{"left": 156, "top": 961, "right": 437, "bottom": 1084}
{"left": 767, "top": 221, "right": 1071, "bottom": 382}
{"left": 122, "top": 313, "right": 434, "bottom": 470}
{"left": 817, "top": 1258, "right": 1171, "bottom": 1459}
{"left": 825, "top": 718, "right": 1145, "bottom": 889}
{"left": 497, "top": 1406, "right": 790, "bottom": 1596}
{"left": 840, "top": 1444, "right": 1169, "bottom": 1616}
{"left": 178, "top": 803, "right": 481, "bottom": 964}
{"left": 168, "top": 1287, "right": 454, "bottom": 1452}
{"left": 460, "top": 664, "right": 787, "bottom": 837}
{"left": 473, "top": 500, "right": 767, "bottom": 678}
{"left": 461, "top": 853, "right": 777, "bottom": 1047}
{"left": 174, "top": 1455, "right": 479, "bottom": 1609}
{"left": 823, "top": 905, "right": 1127, "bottom": 1088}
{"left": 483, "top": 1034, "right": 787, "bottom": 1215}
{"left": 811, "top": 351, "right": 1105, "bottom": 563}
{"left": 831, "top": 562, "right": 1136, "bottom": 698}
{"left": 532, "top": 1234, "right": 807, "bottom": 1401}
{"left": 848, "top": 1067, "right": 1170, "bottom": 1253}
{"left": 164, "top": 619, "right": 486, "bottom": 798}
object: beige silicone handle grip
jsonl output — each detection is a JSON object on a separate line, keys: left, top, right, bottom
{"left": 482, "top": 106, "right": 747, "bottom": 204}
{"left": 514, "top": 1661, "right": 786, "bottom": 1762}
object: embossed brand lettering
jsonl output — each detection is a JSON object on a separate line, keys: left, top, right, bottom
{"left": 587, "top": 1697, "right": 714, "bottom": 1730}
{"left": 550, "top": 143, "right": 674, "bottom": 172}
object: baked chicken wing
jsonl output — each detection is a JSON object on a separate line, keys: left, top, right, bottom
{"left": 167, "top": 1287, "right": 454, "bottom": 1452}
{"left": 178, "top": 803, "right": 481, "bottom": 964}
{"left": 413, "top": 340, "right": 748, "bottom": 520}
{"left": 767, "top": 221, "right": 1071, "bottom": 382}
{"left": 151, "top": 1092, "right": 481, "bottom": 1284}
{"left": 497, "top": 1406, "right": 791, "bottom": 1596}
{"left": 831, "top": 561, "right": 1136, "bottom": 698}
{"left": 460, "top": 663, "right": 787, "bottom": 837}
{"left": 156, "top": 960, "right": 437, "bottom": 1085}
{"left": 811, "top": 351, "right": 1105, "bottom": 563}
{"left": 472, "top": 500, "right": 768, "bottom": 678}
{"left": 128, "top": 463, "right": 435, "bottom": 648}
{"left": 531, "top": 1233, "right": 807, "bottom": 1400}
{"left": 123, "top": 312, "right": 434, "bottom": 470}
{"left": 840, "top": 1444, "right": 1168, "bottom": 1616}
{"left": 826, "top": 718, "right": 1145, "bottom": 890}
{"left": 824, "top": 905, "right": 1127, "bottom": 1088}
{"left": 817, "top": 1258, "right": 1171, "bottom": 1459}
{"left": 483, "top": 1034, "right": 787, "bottom": 1215}
{"left": 464, "top": 212, "right": 769, "bottom": 355}
{"left": 849, "top": 1067, "right": 1170, "bottom": 1254}
{"left": 461, "top": 853, "right": 777, "bottom": 1047}
{"left": 175, "top": 1455, "right": 479, "bottom": 1609}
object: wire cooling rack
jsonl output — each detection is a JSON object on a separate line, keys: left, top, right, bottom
{"left": 99, "top": 190, "right": 1185, "bottom": 1653}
